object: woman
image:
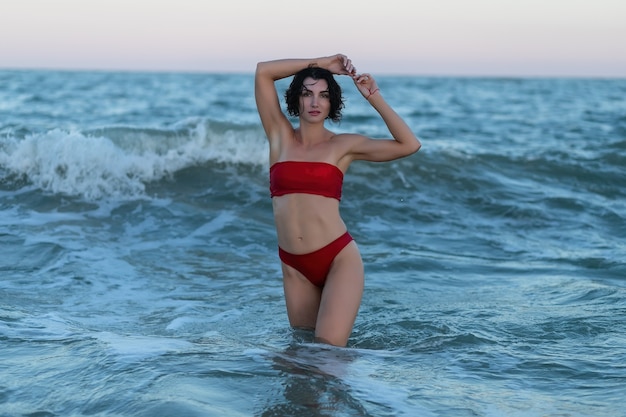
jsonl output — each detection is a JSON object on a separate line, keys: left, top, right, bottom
{"left": 255, "top": 54, "right": 421, "bottom": 347}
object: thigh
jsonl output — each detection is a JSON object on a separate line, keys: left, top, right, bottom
{"left": 315, "top": 242, "right": 364, "bottom": 347}
{"left": 281, "top": 263, "right": 322, "bottom": 330}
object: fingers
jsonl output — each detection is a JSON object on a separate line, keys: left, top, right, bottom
{"left": 354, "top": 73, "right": 373, "bottom": 84}
{"left": 336, "top": 54, "right": 356, "bottom": 76}
{"left": 344, "top": 57, "right": 356, "bottom": 76}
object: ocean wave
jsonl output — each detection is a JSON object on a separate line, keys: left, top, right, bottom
{"left": 0, "top": 118, "right": 267, "bottom": 199}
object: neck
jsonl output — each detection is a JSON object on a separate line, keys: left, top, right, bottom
{"left": 296, "top": 122, "right": 328, "bottom": 146}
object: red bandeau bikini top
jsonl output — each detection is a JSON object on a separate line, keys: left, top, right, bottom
{"left": 269, "top": 161, "right": 344, "bottom": 201}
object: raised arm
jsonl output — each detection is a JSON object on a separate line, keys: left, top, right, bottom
{"left": 346, "top": 73, "right": 421, "bottom": 162}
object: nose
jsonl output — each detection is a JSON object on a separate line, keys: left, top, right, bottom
{"left": 310, "top": 94, "right": 319, "bottom": 107}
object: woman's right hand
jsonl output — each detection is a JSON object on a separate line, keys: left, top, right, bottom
{"left": 323, "top": 54, "right": 357, "bottom": 77}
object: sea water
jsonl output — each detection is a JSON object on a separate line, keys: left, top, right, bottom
{"left": 1, "top": 69, "right": 625, "bottom": 416}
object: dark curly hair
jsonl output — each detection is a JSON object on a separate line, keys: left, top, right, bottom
{"left": 284, "top": 67, "right": 345, "bottom": 123}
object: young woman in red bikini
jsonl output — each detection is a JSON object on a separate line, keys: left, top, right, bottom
{"left": 255, "top": 54, "right": 421, "bottom": 347}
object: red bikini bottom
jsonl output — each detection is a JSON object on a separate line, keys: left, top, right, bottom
{"left": 278, "top": 232, "right": 354, "bottom": 287}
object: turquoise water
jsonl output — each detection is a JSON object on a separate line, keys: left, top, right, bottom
{"left": 1, "top": 69, "right": 625, "bottom": 416}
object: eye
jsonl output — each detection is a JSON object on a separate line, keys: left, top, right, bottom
{"left": 301, "top": 90, "right": 312, "bottom": 97}
{"left": 321, "top": 92, "right": 330, "bottom": 99}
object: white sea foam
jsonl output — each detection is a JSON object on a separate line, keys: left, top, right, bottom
{"left": 95, "top": 331, "right": 194, "bottom": 360}
{"left": 0, "top": 119, "right": 267, "bottom": 199}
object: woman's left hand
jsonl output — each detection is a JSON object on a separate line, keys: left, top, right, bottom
{"left": 353, "top": 73, "right": 380, "bottom": 100}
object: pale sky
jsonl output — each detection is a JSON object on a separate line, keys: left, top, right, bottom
{"left": 1, "top": 0, "right": 625, "bottom": 77}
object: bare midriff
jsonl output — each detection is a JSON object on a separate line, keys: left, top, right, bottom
{"left": 272, "top": 193, "right": 346, "bottom": 254}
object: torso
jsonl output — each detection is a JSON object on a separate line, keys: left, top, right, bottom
{"left": 270, "top": 128, "right": 352, "bottom": 253}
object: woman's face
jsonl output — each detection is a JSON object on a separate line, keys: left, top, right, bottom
{"left": 299, "top": 77, "right": 330, "bottom": 122}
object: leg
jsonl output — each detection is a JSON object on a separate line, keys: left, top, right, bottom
{"left": 314, "top": 242, "right": 364, "bottom": 347}
{"left": 281, "top": 262, "right": 322, "bottom": 330}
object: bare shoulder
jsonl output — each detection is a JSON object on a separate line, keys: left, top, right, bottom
{"left": 332, "top": 131, "right": 420, "bottom": 163}
{"left": 331, "top": 132, "right": 369, "bottom": 147}
{"left": 331, "top": 132, "right": 372, "bottom": 155}
{"left": 329, "top": 132, "right": 369, "bottom": 168}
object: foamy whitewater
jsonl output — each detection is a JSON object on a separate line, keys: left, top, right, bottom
{"left": 1, "top": 69, "right": 625, "bottom": 416}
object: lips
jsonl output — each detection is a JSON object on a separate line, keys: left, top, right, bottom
{"left": 309, "top": 111, "right": 321, "bottom": 116}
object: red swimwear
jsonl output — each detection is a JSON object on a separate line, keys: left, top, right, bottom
{"left": 270, "top": 161, "right": 343, "bottom": 200}
{"left": 270, "top": 161, "right": 352, "bottom": 287}
{"left": 279, "top": 232, "right": 354, "bottom": 287}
